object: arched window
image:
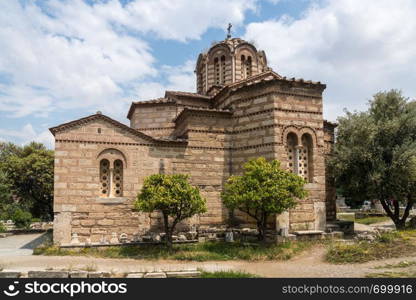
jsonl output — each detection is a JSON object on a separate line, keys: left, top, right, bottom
{"left": 112, "top": 160, "right": 123, "bottom": 197}
{"left": 301, "top": 134, "right": 314, "bottom": 182}
{"left": 246, "top": 56, "right": 252, "bottom": 77}
{"left": 214, "top": 57, "right": 220, "bottom": 84}
{"left": 241, "top": 55, "right": 246, "bottom": 79}
{"left": 286, "top": 133, "right": 298, "bottom": 174}
{"left": 220, "top": 55, "right": 226, "bottom": 84}
{"left": 97, "top": 149, "right": 126, "bottom": 198}
{"left": 100, "top": 159, "right": 110, "bottom": 197}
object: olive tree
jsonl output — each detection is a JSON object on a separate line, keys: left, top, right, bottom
{"left": 135, "top": 174, "right": 206, "bottom": 248}
{"left": 329, "top": 90, "right": 416, "bottom": 229}
{"left": 222, "top": 157, "right": 307, "bottom": 241}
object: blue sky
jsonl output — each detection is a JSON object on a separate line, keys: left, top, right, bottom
{"left": 0, "top": 0, "right": 415, "bottom": 148}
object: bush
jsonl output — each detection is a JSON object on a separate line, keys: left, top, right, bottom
{"left": 11, "top": 208, "right": 32, "bottom": 229}
{"left": 0, "top": 222, "right": 5, "bottom": 233}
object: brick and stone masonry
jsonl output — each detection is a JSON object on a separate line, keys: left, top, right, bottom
{"left": 50, "top": 37, "right": 336, "bottom": 246}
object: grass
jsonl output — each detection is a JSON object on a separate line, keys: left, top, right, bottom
{"left": 326, "top": 230, "right": 416, "bottom": 264}
{"left": 200, "top": 270, "right": 258, "bottom": 278}
{"left": 374, "top": 260, "right": 416, "bottom": 269}
{"left": 355, "top": 216, "right": 390, "bottom": 225}
{"left": 366, "top": 271, "right": 416, "bottom": 278}
{"left": 34, "top": 240, "right": 313, "bottom": 262}
{"left": 337, "top": 214, "right": 391, "bottom": 225}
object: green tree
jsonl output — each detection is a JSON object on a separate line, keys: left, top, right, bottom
{"left": 0, "top": 170, "right": 13, "bottom": 220}
{"left": 222, "top": 157, "right": 307, "bottom": 241}
{"left": 329, "top": 90, "right": 416, "bottom": 229}
{"left": 0, "top": 142, "right": 54, "bottom": 220}
{"left": 135, "top": 174, "right": 207, "bottom": 248}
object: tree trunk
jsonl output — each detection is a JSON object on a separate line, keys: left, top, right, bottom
{"left": 162, "top": 213, "right": 173, "bottom": 249}
{"left": 380, "top": 197, "right": 414, "bottom": 230}
{"left": 256, "top": 215, "right": 268, "bottom": 242}
{"left": 257, "top": 221, "right": 265, "bottom": 241}
{"left": 394, "top": 219, "right": 406, "bottom": 230}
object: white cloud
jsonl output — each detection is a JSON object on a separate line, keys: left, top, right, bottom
{"left": 110, "top": 0, "right": 257, "bottom": 41}
{"left": 244, "top": 0, "right": 416, "bottom": 120}
{"left": 0, "top": 124, "right": 54, "bottom": 149}
{"left": 0, "top": 0, "right": 256, "bottom": 121}
{"left": 134, "top": 60, "right": 196, "bottom": 100}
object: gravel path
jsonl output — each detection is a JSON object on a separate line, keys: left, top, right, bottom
{"left": 1, "top": 243, "right": 415, "bottom": 278}
{"left": 1, "top": 222, "right": 414, "bottom": 278}
{"left": 0, "top": 233, "right": 48, "bottom": 257}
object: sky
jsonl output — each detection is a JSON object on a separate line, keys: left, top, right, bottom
{"left": 0, "top": 0, "right": 415, "bottom": 148}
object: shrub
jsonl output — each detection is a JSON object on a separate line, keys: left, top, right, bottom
{"left": 0, "top": 222, "right": 5, "bottom": 233}
{"left": 11, "top": 208, "right": 32, "bottom": 229}
{"left": 135, "top": 174, "right": 206, "bottom": 248}
{"left": 222, "top": 157, "right": 307, "bottom": 240}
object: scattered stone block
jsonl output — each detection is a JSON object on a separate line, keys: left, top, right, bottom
{"left": 70, "top": 271, "right": 88, "bottom": 278}
{"left": 0, "top": 272, "right": 21, "bottom": 278}
{"left": 165, "top": 271, "right": 201, "bottom": 278}
{"left": 276, "top": 234, "right": 297, "bottom": 243}
{"left": 126, "top": 273, "right": 144, "bottom": 278}
{"left": 293, "top": 230, "right": 323, "bottom": 241}
{"left": 143, "top": 272, "right": 167, "bottom": 278}
{"left": 88, "top": 272, "right": 111, "bottom": 278}
{"left": 28, "top": 271, "right": 69, "bottom": 278}
{"left": 88, "top": 272, "right": 102, "bottom": 278}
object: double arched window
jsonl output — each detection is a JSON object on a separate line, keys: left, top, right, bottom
{"left": 98, "top": 149, "right": 125, "bottom": 198}
{"left": 214, "top": 55, "right": 226, "bottom": 84}
{"left": 100, "top": 159, "right": 123, "bottom": 197}
{"left": 286, "top": 132, "right": 314, "bottom": 182}
{"left": 241, "top": 55, "right": 252, "bottom": 79}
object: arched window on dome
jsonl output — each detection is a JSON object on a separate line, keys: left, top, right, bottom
{"left": 241, "top": 55, "right": 246, "bottom": 79}
{"left": 214, "top": 57, "right": 220, "bottom": 84}
{"left": 246, "top": 56, "right": 252, "bottom": 77}
{"left": 220, "top": 55, "right": 226, "bottom": 84}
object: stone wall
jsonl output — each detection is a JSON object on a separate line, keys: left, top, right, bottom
{"left": 53, "top": 118, "right": 188, "bottom": 244}
{"left": 52, "top": 78, "right": 333, "bottom": 246}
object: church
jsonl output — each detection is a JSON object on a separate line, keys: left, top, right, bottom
{"left": 50, "top": 34, "right": 336, "bottom": 246}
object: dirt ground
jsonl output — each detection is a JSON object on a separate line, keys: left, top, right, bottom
{"left": 1, "top": 220, "right": 415, "bottom": 278}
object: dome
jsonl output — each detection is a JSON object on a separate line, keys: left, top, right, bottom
{"left": 195, "top": 37, "right": 270, "bottom": 95}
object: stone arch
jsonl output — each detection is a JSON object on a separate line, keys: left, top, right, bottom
{"left": 299, "top": 127, "right": 318, "bottom": 148}
{"left": 96, "top": 148, "right": 127, "bottom": 167}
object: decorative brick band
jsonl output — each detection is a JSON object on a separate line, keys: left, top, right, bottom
{"left": 136, "top": 127, "right": 176, "bottom": 131}
{"left": 234, "top": 107, "right": 322, "bottom": 119}
{"left": 216, "top": 90, "right": 323, "bottom": 108}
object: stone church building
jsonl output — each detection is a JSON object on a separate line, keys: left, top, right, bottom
{"left": 50, "top": 36, "right": 336, "bottom": 246}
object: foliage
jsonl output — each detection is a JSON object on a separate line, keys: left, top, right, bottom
{"left": 135, "top": 174, "right": 206, "bottom": 247}
{"left": 326, "top": 230, "right": 416, "bottom": 263}
{"left": 222, "top": 157, "right": 307, "bottom": 240}
{"left": 0, "top": 142, "right": 54, "bottom": 220}
{"left": 10, "top": 207, "right": 32, "bottom": 229}
{"left": 0, "top": 222, "right": 5, "bottom": 233}
{"left": 329, "top": 90, "right": 416, "bottom": 229}
{"left": 0, "top": 170, "right": 13, "bottom": 218}
{"left": 34, "top": 240, "right": 313, "bottom": 261}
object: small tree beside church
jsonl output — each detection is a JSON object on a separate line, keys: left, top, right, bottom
{"left": 222, "top": 157, "right": 307, "bottom": 241}
{"left": 135, "top": 174, "right": 206, "bottom": 248}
